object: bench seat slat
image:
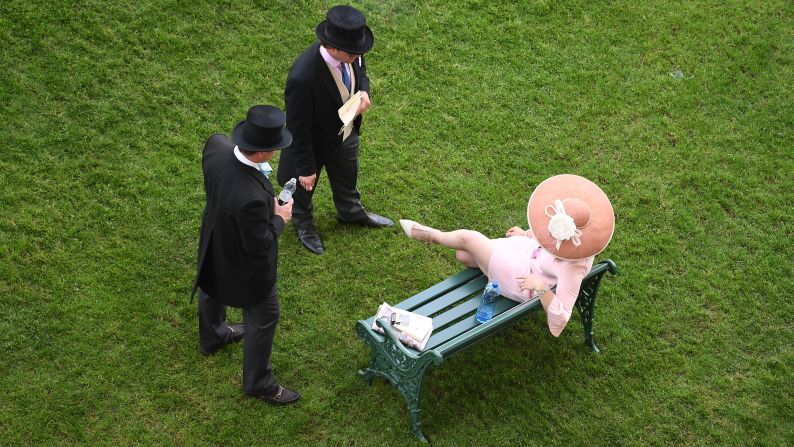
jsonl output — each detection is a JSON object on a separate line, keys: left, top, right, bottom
{"left": 410, "top": 276, "right": 488, "bottom": 317}
{"left": 395, "top": 268, "right": 483, "bottom": 312}
{"left": 429, "top": 294, "right": 520, "bottom": 330}
{"left": 425, "top": 297, "right": 528, "bottom": 351}
{"left": 361, "top": 268, "right": 484, "bottom": 329}
{"left": 429, "top": 295, "right": 482, "bottom": 329}
{"left": 435, "top": 299, "right": 543, "bottom": 356}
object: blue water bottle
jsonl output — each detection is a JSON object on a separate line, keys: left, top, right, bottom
{"left": 475, "top": 282, "right": 500, "bottom": 324}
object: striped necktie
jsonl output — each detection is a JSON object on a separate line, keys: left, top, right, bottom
{"left": 340, "top": 63, "right": 351, "bottom": 92}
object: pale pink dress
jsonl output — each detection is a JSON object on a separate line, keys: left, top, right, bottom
{"left": 486, "top": 236, "right": 593, "bottom": 337}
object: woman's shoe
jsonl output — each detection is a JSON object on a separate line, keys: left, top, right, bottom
{"left": 399, "top": 219, "right": 433, "bottom": 242}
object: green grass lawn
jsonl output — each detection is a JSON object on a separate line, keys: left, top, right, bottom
{"left": 1, "top": 0, "right": 792, "bottom": 445}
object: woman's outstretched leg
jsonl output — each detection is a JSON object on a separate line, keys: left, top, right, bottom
{"left": 456, "top": 250, "right": 478, "bottom": 268}
{"left": 400, "top": 220, "right": 495, "bottom": 273}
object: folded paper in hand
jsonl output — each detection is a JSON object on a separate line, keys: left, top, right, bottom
{"left": 371, "top": 303, "right": 433, "bottom": 351}
{"left": 338, "top": 90, "right": 363, "bottom": 141}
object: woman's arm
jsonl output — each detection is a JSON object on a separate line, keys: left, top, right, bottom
{"left": 517, "top": 262, "right": 588, "bottom": 336}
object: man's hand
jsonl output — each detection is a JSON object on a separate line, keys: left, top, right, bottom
{"left": 299, "top": 174, "right": 317, "bottom": 191}
{"left": 356, "top": 91, "right": 371, "bottom": 115}
{"left": 274, "top": 197, "right": 293, "bottom": 224}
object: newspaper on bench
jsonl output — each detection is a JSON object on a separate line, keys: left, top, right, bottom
{"left": 371, "top": 303, "right": 433, "bottom": 351}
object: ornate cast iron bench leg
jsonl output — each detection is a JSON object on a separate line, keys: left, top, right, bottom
{"left": 356, "top": 319, "right": 443, "bottom": 443}
{"left": 574, "top": 259, "right": 618, "bottom": 353}
{"left": 575, "top": 285, "right": 600, "bottom": 353}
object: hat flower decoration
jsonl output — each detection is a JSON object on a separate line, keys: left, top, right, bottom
{"left": 545, "top": 199, "right": 583, "bottom": 250}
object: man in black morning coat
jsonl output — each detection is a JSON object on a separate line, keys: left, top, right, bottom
{"left": 192, "top": 105, "right": 300, "bottom": 405}
{"left": 277, "top": 5, "right": 393, "bottom": 255}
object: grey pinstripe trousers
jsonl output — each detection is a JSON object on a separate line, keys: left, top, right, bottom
{"left": 198, "top": 286, "right": 280, "bottom": 396}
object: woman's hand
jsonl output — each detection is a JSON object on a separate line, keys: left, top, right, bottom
{"left": 506, "top": 226, "right": 526, "bottom": 238}
{"left": 517, "top": 276, "right": 547, "bottom": 294}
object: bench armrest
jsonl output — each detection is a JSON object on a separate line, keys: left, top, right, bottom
{"left": 374, "top": 317, "right": 422, "bottom": 360}
{"left": 356, "top": 319, "right": 444, "bottom": 372}
{"left": 602, "top": 259, "right": 619, "bottom": 275}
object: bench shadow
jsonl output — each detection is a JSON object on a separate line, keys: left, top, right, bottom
{"left": 410, "top": 318, "right": 603, "bottom": 441}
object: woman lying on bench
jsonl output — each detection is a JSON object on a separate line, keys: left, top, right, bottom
{"left": 399, "top": 174, "right": 614, "bottom": 337}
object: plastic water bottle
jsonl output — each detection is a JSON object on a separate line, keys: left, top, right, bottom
{"left": 475, "top": 282, "right": 500, "bottom": 324}
{"left": 278, "top": 178, "right": 297, "bottom": 205}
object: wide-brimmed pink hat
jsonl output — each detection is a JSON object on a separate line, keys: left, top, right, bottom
{"left": 527, "top": 174, "right": 614, "bottom": 260}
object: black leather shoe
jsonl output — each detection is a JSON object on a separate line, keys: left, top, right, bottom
{"left": 296, "top": 222, "right": 324, "bottom": 254}
{"left": 201, "top": 323, "right": 244, "bottom": 356}
{"left": 339, "top": 211, "right": 394, "bottom": 228}
{"left": 227, "top": 323, "right": 244, "bottom": 343}
{"left": 252, "top": 385, "right": 301, "bottom": 406}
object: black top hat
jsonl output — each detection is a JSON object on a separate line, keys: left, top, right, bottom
{"left": 315, "top": 5, "right": 374, "bottom": 55}
{"left": 231, "top": 105, "right": 293, "bottom": 152}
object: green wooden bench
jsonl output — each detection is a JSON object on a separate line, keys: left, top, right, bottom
{"left": 355, "top": 259, "right": 618, "bottom": 442}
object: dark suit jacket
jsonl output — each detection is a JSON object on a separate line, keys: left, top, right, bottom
{"left": 278, "top": 42, "right": 371, "bottom": 180}
{"left": 192, "top": 134, "right": 285, "bottom": 308}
